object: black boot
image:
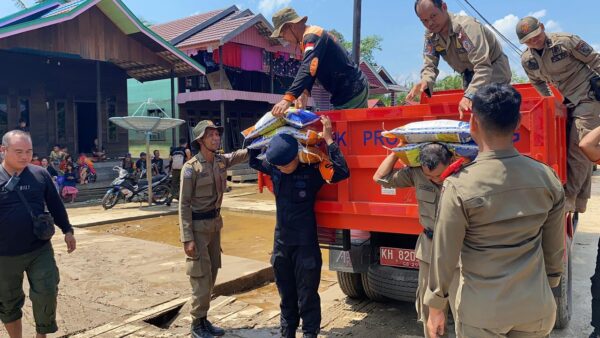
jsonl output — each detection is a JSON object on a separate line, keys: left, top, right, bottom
{"left": 191, "top": 320, "right": 213, "bottom": 338}
{"left": 591, "top": 328, "right": 600, "bottom": 338}
{"left": 302, "top": 333, "right": 318, "bottom": 338}
{"left": 202, "top": 317, "right": 225, "bottom": 337}
{"left": 281, "top": 327, "right": 297, "bottom": 338}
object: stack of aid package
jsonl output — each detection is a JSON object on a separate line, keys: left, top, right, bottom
{"left": 382, "top": 119, "right": 478, "bottom": 167}
{"left": 242, "top": 108, "right": 335, "bottom": 181}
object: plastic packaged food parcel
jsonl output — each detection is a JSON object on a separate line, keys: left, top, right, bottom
{"left": 391, "top": 142, "right": 478, "bottom": 167}
{"left": 241, "top": 108, "right": 320, "bottom": 140}
{"left": 382, "top": 119, "right": 471, "bottom": 144}
{"left": 247, "top": 127, "right": 321, "bottom": 149}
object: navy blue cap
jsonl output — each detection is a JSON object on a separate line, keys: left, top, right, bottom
{"left": 266, "top": 134, "right": 298, "bottom": 166}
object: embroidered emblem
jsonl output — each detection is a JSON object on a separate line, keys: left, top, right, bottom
{"left": 576, "top": 40, "right": 593, "bottom": 57}
{"left": 183, "top": 167, "right": 193, "bottom": 179}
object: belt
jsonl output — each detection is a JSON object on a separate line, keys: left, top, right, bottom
{"left": 423, "top": 228, "right": 434, "bottom": 240}
{"left": 192, "top": 208, "right": 221, "bottom": 220}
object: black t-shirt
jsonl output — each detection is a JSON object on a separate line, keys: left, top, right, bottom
{"left": 0, "top": 164, "right": 73, "bottom": 256}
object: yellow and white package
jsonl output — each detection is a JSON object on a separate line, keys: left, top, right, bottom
{"left": 391, "top": 142, "right": 479, "bottom": 167}
{"left": 382, "top": 119, "right": 471, "bottom": 144}
{"left": 242, "top": 108, "right": 321, "bottom": 140}
{"left": 247, "top": 127, "right": 321, "bottom": 149}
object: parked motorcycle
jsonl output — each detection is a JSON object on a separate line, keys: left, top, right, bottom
{"left": 101, "top": 166, "right": 173, "bottom": 210}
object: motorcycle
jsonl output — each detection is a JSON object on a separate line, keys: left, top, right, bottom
{"left": 101, "top": 166, "right": 173, "bottom": 210}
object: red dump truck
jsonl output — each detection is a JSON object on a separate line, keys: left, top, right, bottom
{"left": 258, "top": 83, "right": 575, "bottom": 328}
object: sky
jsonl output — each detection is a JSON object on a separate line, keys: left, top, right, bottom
{"left": 3, "top": 0, "right": 600, "bottom": 85}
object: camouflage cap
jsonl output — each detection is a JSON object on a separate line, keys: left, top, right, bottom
{"left": 516, "top": 16, "right": 543, "bottom": 44}
{"left": 193, "top": 120, "right": 223, "bottom": 141}
{"left": 270, "top": 7, "right": 307, "bottom": 39}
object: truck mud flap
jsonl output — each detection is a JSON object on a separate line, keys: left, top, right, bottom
{"left": 329, "top": 240, "right": 371, "bottom": 273}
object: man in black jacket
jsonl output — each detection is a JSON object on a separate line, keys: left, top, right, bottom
{"left": 249, "top": 116, "right": 349, "bottom": 338}
{"left": 0, "top": 130, "right": 76, "bottom": 338}
{"left": 270, "top": 7, "right": 368, "bottom": 117}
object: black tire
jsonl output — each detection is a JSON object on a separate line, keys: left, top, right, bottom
{"left": 101, "top": 191, "right": 119, "bottom": 210}
{"left": 367, "top": 264, "right": 418, "bottom": 303}
{"left": 361, "top": 272, "right": 387, "bottom": 302}
{"left": 336, "top": 272, "right": 365, "bottom": 299}
{"left": 152, "top": 185, "right": 172, "bottom": 205}
{"left": 554, "top": 237, "right": 572, "bottom": 329}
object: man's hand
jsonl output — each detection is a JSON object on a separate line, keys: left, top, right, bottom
{"left": 427, "top": 307, "right": 446, "bottom": 338}
{"left": 321, "top": 116, "right": 334, "bottom": 145}
{"left": 458, "top": 96, "right": 472, "bottom": 119}
{"left": 406, "top": 81, "right": 428, "bottom": 102}
{"left": 272, "top": 99, "right": 292, "bottom": 118}
{"left": 65, "top": 232, "right": 76, "bottom": 253}
{"left": 295, "top": 92, "right": 309, "bottom": 109}
{"left": 184, "top": 240, "right": 196, "bottom": 257}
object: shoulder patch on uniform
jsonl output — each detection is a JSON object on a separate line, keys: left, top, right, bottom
{"left": 526, "top": 58, "right": 539, "bottom": 70}
{"left": 457, "top": 27, "right": 474, "bottom": 53}
{"left": 183, "top": 167, "right": 193, "bottom": 179}
{"left": 576, "top": 40, "right": 593, "bottom": 57}
{"left": 424, "top": 39, "right": 436, "bottom": 56}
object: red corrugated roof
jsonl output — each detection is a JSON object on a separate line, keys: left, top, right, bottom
{"left": 152, "top": 9, "right": 224, "bottom": 42}
{"left": 177, "top": 15, "right": 254, "bottom": 48}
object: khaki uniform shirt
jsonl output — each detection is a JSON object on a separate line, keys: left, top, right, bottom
{"left": 522, "top": 33, "right": 600, "bottom": 108}
{"left": 377, "top": 167, "right": 440, "bottom": 264}
{"left": 421, "top": 13, "right": 511, "bottom": 97}
{"left": 424, "top": 149, "right": 565, "bottom": 328}
{"left": 179, "top": 150, "right": 249, "bottom": 242}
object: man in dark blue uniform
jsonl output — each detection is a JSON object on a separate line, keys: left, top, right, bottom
{"left": 249, "top": 116, "right": 350, "bottom": 338}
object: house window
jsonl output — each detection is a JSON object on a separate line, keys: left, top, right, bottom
{"left": 107, "top": 97, "right": 118, "bottom": 142}
{"left": 0, "top": 97, "right": 7, "bottom": 136}
{"left": 19, "top": 98, "right": 29, "bottom": 125}
{"left": 148, "top": 109, "right": 166, "bottom": 141}
{"left": 56, "top": 101, "right": 67, "bottom": 142}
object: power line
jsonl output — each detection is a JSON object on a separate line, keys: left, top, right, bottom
{"left": 460, "top": 0, "right": 524, "bottom": 59}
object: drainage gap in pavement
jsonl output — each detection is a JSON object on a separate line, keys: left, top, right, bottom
{"left": 143, "top": 304, "right": 184, "bottom": 329}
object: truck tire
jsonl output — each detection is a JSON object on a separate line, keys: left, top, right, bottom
{"left": 368, "top": 264, "right": 418, "bottom": 303}
{"left": 336, "top": 272, "right": 365, "bottom": 299}
{"left": 361, "top": 272, "right": 387, "bottom": 302}
{"left": 554, "top": 237, "right": 572, "bottom": 329}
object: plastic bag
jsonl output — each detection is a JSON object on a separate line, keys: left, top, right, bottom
{"left": 242, "top": 108, "right": 321, "bottom": 140}
{"left": 247, "top": 127, "right": 321, "bottom": 150}
{"left": 299, "top": 145, "right": 334, "bottom": 182}
{"left": 382, "top": 119, "right": 471, "bottom": 144}
{"left": 390, "top": 142, "right": 479, "bottom": 167}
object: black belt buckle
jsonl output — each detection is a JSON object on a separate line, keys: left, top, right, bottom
{"left": 423, "top": 228, "right": 434, "bottom": 239}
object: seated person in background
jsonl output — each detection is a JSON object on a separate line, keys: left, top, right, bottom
{"left": 49, "top": 144, "right": 64, "bottom": 169}
{"left": 122, "top": 153, "right": 134, "bottom": 174}
{"left": 31, "top": 153, "right": 41, "bottom": 166}
{"left": 41, "top": 157, "right": 60, "bottom": 191}
{"left": 151, "top": 149, "right": 165, "bottom": 176}
{"left": 60, "top": 154, "right": 75, "bottom": 174}
{"left": 92, "top": 138, "right": 107, "bottom": 161}
{"left": 77, "top": 153, "right": 96, "bottom": 185}
{"left": 61, "top": 163, "right": 79, "bottom": 203}
{"left": 135, "top": 152, "right": 147, "bottom": 177}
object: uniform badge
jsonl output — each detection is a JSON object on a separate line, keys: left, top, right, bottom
{"left": 526, "top": 59, "right": 539, "bottom": 70}
{"left": 298, "top": 190, "right": 307, "bottom": 199}
{"left": 183, "top": 167, "right": 193, "bottom": 179}
{"left": 424, "top": 40, "right": 436, "bottom": 56}
{"left": 576, "top": 40, "right": 593, "bottom": 57}
{"left": 218, "top": 162, "right": 226, "bottom": 169}
{"left": 457, "top": 28, "right": 474, "bottom": 53}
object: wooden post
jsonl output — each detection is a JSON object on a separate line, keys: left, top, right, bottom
{"left": 146, "top": 131, "right": 153, "bottom": 205}
{"left": 218, "top": 45, "right": 227, "bottom": 152}
{"left": 96, "top": 62, "right": 103, "bottom": 152}
{"left": 352, "top": 0, "right": 362, "bottom": 65}
{"left": 270, "top": 52, "right": 274, "bottom": 94}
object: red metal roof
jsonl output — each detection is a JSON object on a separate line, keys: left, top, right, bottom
{"left": 176, "top": 15, "right": 254, "bottom": 48}
{"left": 152, "top": 9, "right": 223, "bottom": 42}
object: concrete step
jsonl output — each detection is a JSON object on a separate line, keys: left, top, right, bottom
{"left": 230, "top": 173, "right": 257, "bottom": 183}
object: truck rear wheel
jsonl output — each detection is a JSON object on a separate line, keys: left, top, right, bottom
{"left": 336, "top": 272, "right": 365, "bottom": 299}
{"left": 553, "top": 237, "right": 572, "bottom": 329}
{"left": 367, "top": 264, "right": 418, "bottom": 303}
{"left": 361, "top": 272, "right": 387, "bottom": 302}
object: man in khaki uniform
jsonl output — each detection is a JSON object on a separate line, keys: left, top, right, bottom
{"left": 373, "top": 143, "right": 459, "bottom": 338}
{"left": 179, "top": 120, "right": 249, "bottom": 338}
{"left": 407, "top": 0, "right": 511, "bottom": 117}
{"left": 517, "top": 16, "right": 600, "bottom": 214}
{"left": 425, "top": 84, "right": 565, "bottom": 338}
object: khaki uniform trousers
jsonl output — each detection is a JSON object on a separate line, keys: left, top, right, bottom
{"left": 417, "top": 260, "right": 459, "bottom": 338}
{"left": 566, "top": 100, "right": 600, "bottom": 212}
{"left": 187, "top": 222, "right": 221, "bottom": 323}
{"left": 457, "top": 312, "right": 555, "bottom": 338}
